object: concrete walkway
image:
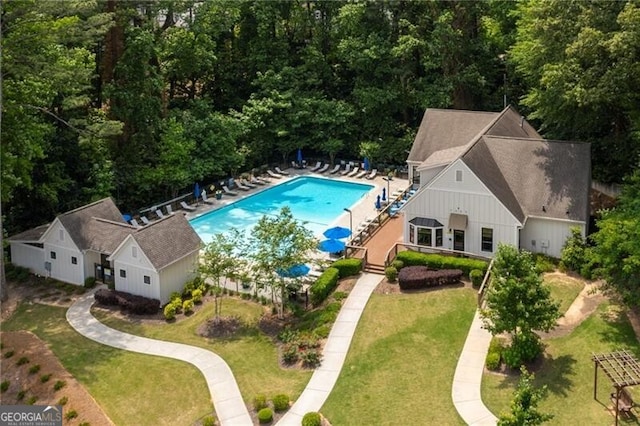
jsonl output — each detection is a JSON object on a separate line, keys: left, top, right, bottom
{"left": 276, "top": 273, "right": 382, "bottom": 425}
{"left": 451, "top": 310, "right": 497, "bottom": 425}
{"left": 66, "top": 289, "right": 252, "bottom": 425}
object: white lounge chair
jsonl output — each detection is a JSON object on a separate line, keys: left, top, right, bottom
{"left": 309, "top": 161, "right": 322, "bottom": 172}
{"left": 355, "top": 169, "right": 368, "bottom": 179}
{"left": 180, "top": 201, "right": 196, "bottom": 211}
{"left": 235, "top": 181, "right": 250, "bottom": 191}
{"left": 328, "top": 164, "right": 341, "bottom": 174}
{"left": 341, "top": 164, "right": 351, "bottom": 175}
{"left": 223, "top": 185, "right": 238, "bottom": 196}
{"left": 275, "top": 166, "right": 290, "bottom": 176}
{"left": 140, "top": 216, "right": 151, "bottom": 225}
{"left": 267, "top": 170, "right": 282, "bottom": 179}
{"left": 155, "top": 209, "right": 165, "bottom": 219}
{"left": 347, "top": 167, "right": 359, "bottom": 177}
{"left": 240, "top": 178, "right": 257, "bottom": 188}
{"left": 201, "top": 192, "right": 215, "bottom": 204}
{"left": 165, "top": 205, "right": 173, "bottom": 215}
{"left": 129, "top": 218, "right": 142, "bottom": 228}
{"left": 317, "top": 163, "right": 330, "bottom": 173}
{"left": 366, "top": 169, "right": 378, "bottom": 179}
{"left": 251, "top": 176, "right": 266, "bottom": 185}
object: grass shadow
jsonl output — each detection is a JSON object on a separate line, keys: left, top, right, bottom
{"left": 535, "top": 353, "right": 577, "bottom": 397}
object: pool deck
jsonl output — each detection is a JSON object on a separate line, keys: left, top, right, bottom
{"left": 183, "top": 168, "right": 410, "bottom": 246}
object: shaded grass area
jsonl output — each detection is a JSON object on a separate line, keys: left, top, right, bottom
{"left": 482, "top": 302, "right": 640, "bottom": 425}
{"left": 321, "top": 288, "right": 476, "bottom": 425}
{"left": 545, "top": 272, "right": 585, "bottom": 314}
{"left": 2, "top": 303, "right": 211, "bottom": 425}
{"left": 92, "top": 297, "right": 312, "bottom": 403}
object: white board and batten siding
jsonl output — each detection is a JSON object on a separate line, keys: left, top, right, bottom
{"left": 112, "top": 238, "right": 160, "bottom": 302}
{"left": 520, "top": 217, "right": 586, "bottom": 259}
{"left": 404, "top": 161, "right": 521, "bottom": 256}
{"left": 418, "top": 165, "right": 445, "bottom": 189}
{"left": 157, "top": 253, "right": 199, "bottom": 305}
{"left": 42, "top": 221, "right": 84, "bottom": 285}
{"left": 9, "top": 243, "right": 46, "bottom": 276}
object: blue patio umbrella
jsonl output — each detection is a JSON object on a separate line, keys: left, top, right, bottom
{"left": 122, "top": 214, "right": 132, "bottom": 223}
{"left": 375, "top": 194, "right": 381, "bottom": 210}
{"left": 277, "top": 264, "right": 310, "bottom": 278}
{"left": 323, "top": 226, "right": 351, "bottom": 239}
{"left": 382, "top": 187, "right": 387, "bottom": 202}
{"left": 297, "top": 148, "right": 303, "bottom": 164}
{"left": 194, "top": 182, "right": 200, "bottom": 202}
{"left": 363, "top": 157, "right": 370, "bottom": 171}
{"left": 318, "top": 239, "right": 346, "bottom": 253}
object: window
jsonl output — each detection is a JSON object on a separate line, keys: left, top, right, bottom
{"left": 409, "top": 224, "right": 415, "bottom": 244}
{"left": 120, "top": 269, "right": 127, "bottom": 278}
{"left": 417, "top": 228, "right": 432, "bottom": 246}
{"left": 455, "top": 170, "right": 463, "bottom": 182}
{"left": 131, "top": 246, "right": 137, "bottom": 258}
{"left": 71, "top": 256, "right": 77, "bottom": 265}
{"left": 50, "top": 251, "right": 56, "bottom": 260}
{"left": 435, "top": 228, "right": 443, "bottom": 247}
{"left": 481, "top": 228, "right": 494, "bottom": 252}
{"left": 59, "top": 229, "right": 64, "bottom": 241}
{"left": 144, "top": 275, "right": 151, "bottom": 285}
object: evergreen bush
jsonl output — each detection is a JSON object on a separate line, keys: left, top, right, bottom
{"left": 253, "top": 394, "right": 268, "bottom": 411}
{"left": 469, "top": 269, "right": 484, "bottom": 288}
{"left": 330, "top": 258, "right": 362, "bottom": 277}
{"left": 257, "top": 408, "right": 273, "bottom": 424}
{"left": 385, "top": 266, "right": 398, "bottom": 282}
{"left": 302, "top": 412, "right": 322, "bottom": 426}
{"left": 272, "top": 394, "right": 290, "bottom": 412}
{"left": 310, "top": 268, "right": 340, "bottom": 306}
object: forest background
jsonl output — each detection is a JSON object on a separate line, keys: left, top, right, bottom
{"left": 3, "top": 0, "right": 640, "bottom": 235}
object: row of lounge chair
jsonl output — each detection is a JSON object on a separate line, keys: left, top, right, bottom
{"left": 307, "top": 161, "right": 377, "bottom": 179}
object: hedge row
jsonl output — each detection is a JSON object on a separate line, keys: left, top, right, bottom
{"left": 94, "top": 289, "right": 160, "bottom": 314}
{"left": 330, "top": 258, "right": 362, "bottom": 278}
{"left": 395, "top": 251, "right": 487, "bottom": 275}
{"left": 398, "top": 266, "right": 464, "bottom": 290}
{"left": 310, "top": 268, "right": 340, "bottom": 306}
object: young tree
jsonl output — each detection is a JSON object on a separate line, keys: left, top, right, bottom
{"left": 248, "top": 207, "right": 317, "bottom": 319}
{"left": 592, "top": 171, "right": 640, "bottom": 306}
{"left": 498, "top": 366, "right": 553, "bottom": 426}
{"left": 199, "top": 233, "right": 235, "bottom": 321}
{"left": 481, "top": 244, "right": 561, "bottom": 368}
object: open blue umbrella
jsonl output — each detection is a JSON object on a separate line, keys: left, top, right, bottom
{"left": 364, "top": 157, "right": 370, "bottom": 171}
{"left": 297, "top": 148, "right": 303, "bottom": 165}
{"left": 277, "top": 264, "right": 310, "bottom": 278}
{"left": 318, "top": 239, "right": 346, "bottom": 253}
{"left": 382, "top": 187, "right": 387, "bottom": 202}
{"left": 122, "top": 214, "right": 132, "bottom": 222}
{"left": 194, "top": 182, "right": 200, "bottom": 202}
{"left": 375, "top": 194, "right": 381, "bottom": 210}
{"left": 323, "top": 226, "right": 351, "bottom": 239}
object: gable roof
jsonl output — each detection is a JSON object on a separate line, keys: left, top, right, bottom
{"left": 57, "top": 198, "right": 128, "bottom": 251}
{"left": 8, "top": 224, "right": 50, "bottom": 243}
{"left": 463, "top": 136, "right": 591, "bottom": 223}
{"left": 128, "top": 213, "right": 202, "bottom": 270}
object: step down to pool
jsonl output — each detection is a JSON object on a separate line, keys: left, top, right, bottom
{"left": 364, "top": 263, "right": 386, "bottom": 274}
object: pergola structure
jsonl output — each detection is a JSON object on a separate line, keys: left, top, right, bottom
{"left": 593, "top": 350, "right": 640, "bottom": 425}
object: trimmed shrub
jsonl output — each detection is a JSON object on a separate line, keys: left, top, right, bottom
{"left": 40, "top": 374, "right": 51, "bottom": 383}
{"left": 16, "top": 356, "right": 29, "bottom": 366}
{"left": 182, "top": 299, "right": 194, "bottom": 314}
{"left": 28, "top": 364, "right": 41, "bottom": 374}
{"left": 282, "top": 344, "right": 300, "bottom": 364}
{"left": 332, "top": 291, "right": 347, "bottom": 301}
{"left": 1, "top": 380, "right": 9, "bottom": 392}
{"left": 163, "top": 303, "right": 177, "bottom": 320}
{"left": 302, "top": 412, "right": 322, "bottom": 426}
{"left": 191, "top": 289, "right": 203, "bottom": 303}
{"left": 310, "top": 267, "right": 340, "bottom": 306}
{"left": 53, "top": 380, "right": 66, "bottom": 391}
{"left": 257, "top": 408, "right": 273, "bottom": 424}
{"left": 202, "top": 415, "right": 216, "bottom": 426}
{"left": 330, "top": 258, "right": 362, "bottom": 277}
{"left": 94, "top": 289, "right": 119, "bottom": 306}
{"left": 398, "top": 266, "right": 463, "bottom": 290}
{"left": 301, "top": 349, "right": 322, "bottom": 368}
{"left": 395, "top": 251, "right": 488, "bottom": 275}
{"left": 313, "top": 324, "right": 331, "bottom": 339}
{"left": 385, "top": 266, "right": 398, "bottom": 282}
{"left": 485, "top": 352, "right": 501, "bottom": 370}
{"left": 503, "top": 334, "right": 542, "bottom": 369}
{"left": 469, "top": 269, "right": 484, "bottom": 288}
{"left": 27, "top": 396, "right": 37, "bottom": 405}
{"left": 272, "top": 394, "right": 290, "bottom": 412}
{"left": 57, "top": 396, "right": 68, "bottom": 406}
{"left": 253, "top": 394, "right": 268, "bottom": 411}
{"left": 65, "top": 410, "right": 78, "bottom": 421}
{"left": 391, "top": 259, "right": 404, "bottom": 270}
{"left": 4, "top": 350, "right": 14, "bottom": 358}
{"left": 84, "top": 276, "right": 97, "bottom": 288}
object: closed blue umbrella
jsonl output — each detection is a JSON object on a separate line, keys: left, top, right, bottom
{"left": 297, "top": 148, "right": 303, "bottom": 165}
{"left": 323, "top": 226, "right": 351, "bottom": 239}
{"left": 277, "top": 264, "right": 310, "bottom": 278}
{"left": 382, "top": 187, "right": 386, "bottom": 202}
{"left": 375, "top": 194, "right": 381, "bottom": 210}
{"left": 364, "top": 157, "right": 370, "bottom": 171}
{"left": 194, "top": 182, "right": 200, "bottom": 202}
{"left": 318, "top": 239, "right": 346, "bottom": 253}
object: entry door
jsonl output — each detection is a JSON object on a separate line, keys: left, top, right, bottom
{"left": 453, "top": 230, "right": 465, "bottom": 251}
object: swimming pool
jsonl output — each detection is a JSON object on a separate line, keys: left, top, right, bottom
{"left": 190, "top": 176, "right": 374, "bottom": 244}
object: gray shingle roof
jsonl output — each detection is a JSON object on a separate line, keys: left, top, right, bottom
{"left": 131, "top": 213, "right": 202, "bottom": 270}
{"left": 8, "top": 224, "right": 50, "bottom": 242}
{"left": 57, "top": 198, "right": 127, "bottom": 251}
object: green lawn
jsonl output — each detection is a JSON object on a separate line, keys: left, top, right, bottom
{"left": 321, "top": 287, "right": 477, "bottom": 425}
{"left": 482, "top": 301, "right": 640, "bottom": 425}
{"left": 92, "top": 297, "right": 312, "bottom": 403}
{"left": 545, "top": 272, "right": 585, "bottom": 314}
{"left": 1, "top": 303, "right": 212, "bottom": 426}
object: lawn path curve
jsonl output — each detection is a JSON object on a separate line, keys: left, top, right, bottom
{"left": 66, "top": 288, "right": 252, "bottom": 425}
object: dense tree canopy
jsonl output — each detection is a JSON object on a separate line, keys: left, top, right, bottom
{"left": 2, "top": 0, "right": 640, "bottom": 238}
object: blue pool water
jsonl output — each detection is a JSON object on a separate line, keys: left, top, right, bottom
{"left": 190, "top": 176, "right": 374, "bottom": 244}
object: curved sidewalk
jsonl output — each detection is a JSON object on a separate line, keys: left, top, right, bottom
{"left": 276, "top": 273, "right": 382, "bottom": 425}
{"left": 66, "top": 290, "right": 252, "bottom": 425}
{"left": 451, "top": 310, "right": 497, "bottom": 425}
